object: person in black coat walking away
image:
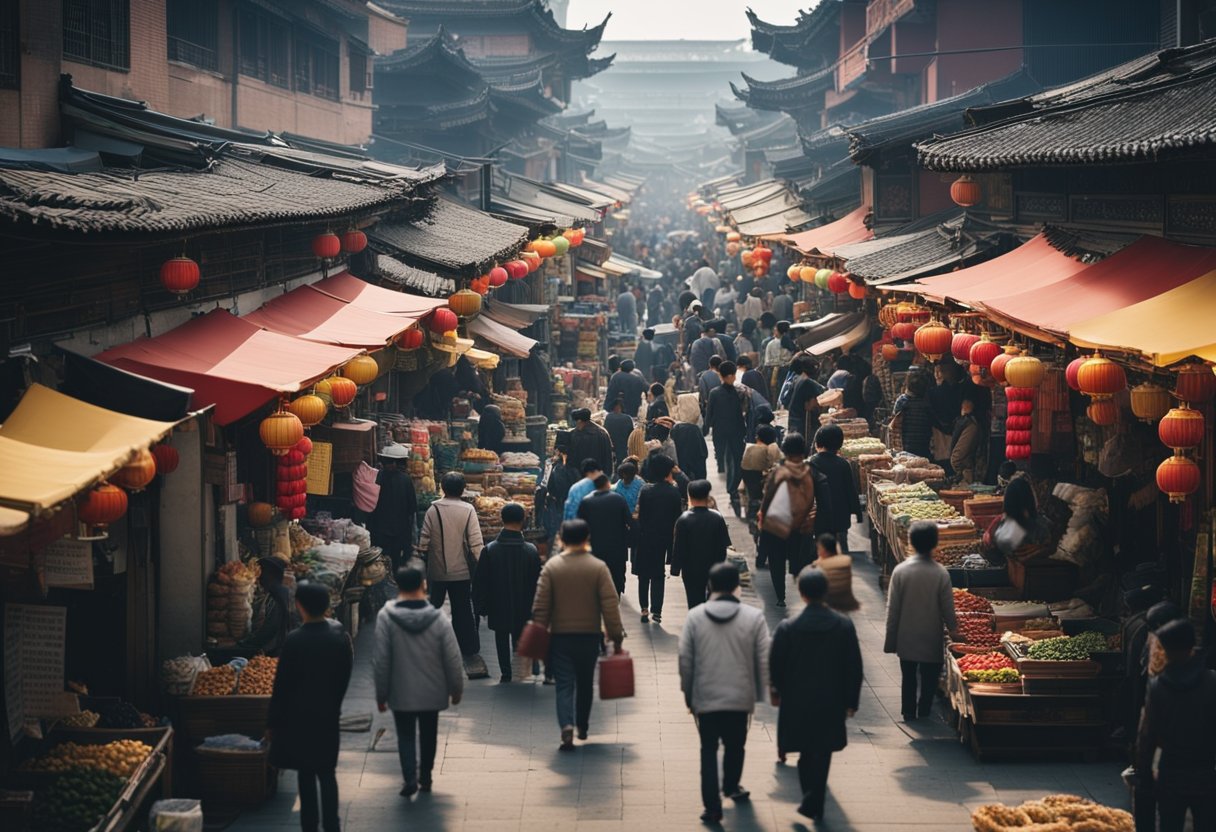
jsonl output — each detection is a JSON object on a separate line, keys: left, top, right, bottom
{"left": 811, "top": 425, "right": 863, "bottom": 554}
{"left": 770, "top": 569, "right": 863, "bottom": 822}
{"left": 477, "top": 405, "right": 506, "bottom": 455}
{"left": 670, "top": 479, "right": 731, "bottom": 609}
{"left": 577, "top": 474, "right": 634, "bottom": 595}
{"left": 473, "top": 503, "right": 542, "bottom": 683}
{"left": 646, "top": 383, "right": 669, "bottom": 422}
{"left": 568, "top": 408, "right": 614, "bottom": 480}
{"left": 634, "top": 454, "right": 683, "bottom": 625}
{"left": 605, "top": 360, "right": 648, "bottom": 417}
{"left": 369, "top": 444, "right": 418, "bottom": 573}
{"left": 671, "top": 394, "right": 708, "bottom": 482}
{"left": 704, "top": 361, "right": 751, "bottom": 517}
{"left": 268, "top": 582, "right": 353, "bottom": 832}
{"left": 603, "top": 399, "right": 635, "bottom": 473}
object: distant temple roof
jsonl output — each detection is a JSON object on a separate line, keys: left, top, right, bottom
{"left": 730, "top": 63, "right": 835, "bottom": 114}
{"left": 746, "top": 2, "right": 841, "bottom": 70}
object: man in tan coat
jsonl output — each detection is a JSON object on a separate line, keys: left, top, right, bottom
{"left": 532, "top": 519, "right": 626, "bottom": 750}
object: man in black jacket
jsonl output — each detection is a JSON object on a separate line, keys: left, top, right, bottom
{"left": 370, "top": 444, "right": 418, "bottom": 572}
{"left": 567, "top": 408, "right": 614, "bottom": 478}
{"left": 770, "top": 569, "right": 863, "bottom": 822}
{"left": 603, "top": 399, "right": 635, "bottom": 473}
{"left": 577, "top": 475, "right": 634, "bottom": 595}
{"left": 634, "top": 455, "right": 683, "bottom": 625}
{"left": 1135, "top": 619, "right": 1216, "bottom": 832}
{"left": 811, "top": 424, "right": 863, "bottom": 553}
{"left": 268, "top": 582, "right": 353, "bottom": 832}
{"left": 473, "top": 503, "right": 542, "bottom": 683}
{"left": 605, "top": 360, "right": 648, "bottom": 416}
{"left": 670, "top": 479, "right": 731, "bottom": 609}
{"left": 704, "top": 361, "right": 750, "bottom": 517}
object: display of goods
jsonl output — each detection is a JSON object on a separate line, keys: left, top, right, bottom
{"left": 192, "top": 665, "right": 237, "bottom": 696}
{"left": 971, "top": 794, "right": 1133, "bottom": 832}
{"left": 1022, "top": 617, "right": 1058, "bottom": 631}
{"left": 876, "top": 481, "right": 936, "bottom": 503}
{"left": 934, "top": 544, "right": 985, "bottom": 568}
{"left": 57, "top": 710, "right": 101, "bottom": 728}
{"left": 1001, "top": 631, "right": 1034, "bottom": 646}
{"left": 953, "top": 589, "right": 994, "bottom": 613}
{"left": 956, "top": 613, "right": 998, "bottom": 645}
{"left": 957, "top": 652, "right": 1016, "bottom": 673}
{"left": 21, "top": 739, "right": 152, "bottom": 779}
{"left": 1026, "top": 635, "right": 1092, "bottom": 661}
{"left": 237, "top": 655, "right": 278, "bottom": 695}
{"left": 32, "top": 766, "right": 127, "bottom": 832}
{"left": 965, "top": 668, "right": 1020, "bottom": 683}
{"left": 1070, "top": 630, "right": 1111, "bottom": 653}
{"left": 500, "top": 451, "right": 540, "bottom": 469}
{"left": 94, "top": 701, "right": 143, "bottom": 730}
{"left": 888, "top": 499, "right": 959, "bottom": 523}
{"left": 840, "top": 437, "right": 886, "bottom": 458}
{"left": 460, "top": 448, "right": 500, "bottom": 463}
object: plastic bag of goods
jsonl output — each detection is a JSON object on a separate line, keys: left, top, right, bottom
{"left": 150, "top": 799, "right": 204, "bottom": 832}
{"left": 162, "top": 654, "right": 211, "bottom": 696}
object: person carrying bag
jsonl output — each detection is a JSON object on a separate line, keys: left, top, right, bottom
{"left": 417, "top": 472, "right": 484, "bottom": 659}
{"left": 757, "top": 434, "right": 819, "bottom": 607}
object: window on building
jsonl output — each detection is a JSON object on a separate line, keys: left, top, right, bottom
{"left": 238, "top": 7, "right": 289, "bottom": 88}
{"left": 294, "top": 32, "right": 339, "bottom": 100}
{"left": 63, "top": 0, "right": 130, "bottom": 70}
{"left": 167, "top": 0, "right": 218, "bottom": 71}
{"left": 349, "top": 44, "right": 368, "bottom": 95}
{"left": 0, "top": 1, "right": 18, "bottom": 89}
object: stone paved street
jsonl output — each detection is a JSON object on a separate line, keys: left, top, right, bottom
{"left": 231, "top": 458, "right": 1130, "bottom": 831}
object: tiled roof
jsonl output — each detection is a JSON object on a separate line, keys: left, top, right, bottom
{"left": 918, "top": 40, "right": 1216, "bottom": 171}
{"left": 374, "top": 254, "right": 455, "bottom": 297}
{"left": 0, "top": 158, "right": 421, "bottom": 234}
{"left": 746, "top": 2, "right": 841, "bottom": 69}
{"left": 839, "top": 215, "right": 1011, "bottom": 284}
{"left": 730, "top": 64, "right": 834, "bottom": 113}
{"left": 369, "top": 197, "right": 529, "bottom": 278}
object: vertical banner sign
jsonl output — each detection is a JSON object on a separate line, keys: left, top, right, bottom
{"left": 43, "top": 538, "right": 94, "bottom": 589}
{"left": 3, "top": 604, "right": 67, "bottom": 734}
{"left": 306, "top": 440, "right": 334, "bottom": 496}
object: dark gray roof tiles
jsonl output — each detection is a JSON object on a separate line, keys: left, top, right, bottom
{"left": 369, "top": 197, "right": 529, "bottom": 277}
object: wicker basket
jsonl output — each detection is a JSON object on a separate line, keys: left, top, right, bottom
{"left": 194, "top": 746, "right": 274, "bottom": 806}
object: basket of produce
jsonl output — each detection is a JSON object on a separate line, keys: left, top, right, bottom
{"left": 956, "top": 652, "right": 1021, "bottom": 692}
{"left": 235, "top": 656, "right": 278, "bottom": 695}
{"left": 953, "top": 589, "right": 994, "bottom": 614}
{"left": 30, "top": 766, "right": 128, "bottom": 832}
{"left": 971, "top": 794, "right": 1133, "bottom": 832}
{"left": 1013, "top": 634, "right": 1103, "bottom": 677}
{"left": 952, "top": 613, "right": 1001, "bottom": 650}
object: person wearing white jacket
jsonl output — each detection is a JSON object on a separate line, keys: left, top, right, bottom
{"left": 678, "top": 563, "right": 771, "bottom": 825}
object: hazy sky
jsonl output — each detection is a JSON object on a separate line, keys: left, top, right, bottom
{"left": 566, "top": 0, "right": 812, "bottom": 42}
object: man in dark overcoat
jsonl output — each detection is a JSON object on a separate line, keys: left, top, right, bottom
{"left": 473, "top": 502, "right": 542, "bottom": 682}
{"left": 633, "top": 454, "right": 683, "bottom": 625}
{"left": 577, "top": 474, "right": 634, "bottom": 595}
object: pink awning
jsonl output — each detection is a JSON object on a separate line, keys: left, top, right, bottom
{"left": 307, "top": 271, "right": 447, "bottom": 317}
{"left": 96, "top": 309, "right": 360, "bottom": 424}
{"left": 781, "top": 205, "right": 872, "bottom": 256}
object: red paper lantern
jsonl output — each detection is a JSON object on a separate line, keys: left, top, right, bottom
{"left": 913, "top": 320, "right": 953, "bottom": 362}
{"left": 1007, "top": 399, "right": 1034, "bottom": 416}
{"left": 160, "top": 255, "right": 200, "bottom": 295}
{"left": 1157, "top": 453, "right": 1201, "bottom": 503}
{"left": 489, "top": 266, "right": 510, "bottom": 285}
{"left": 950, "top": 175, "right": 982, "bottom": 208}
{"left": 848, "top": 281, "right": 867, "bottom": 300}
{"left": 328, "top": 376, "right": 357, "bottom": 407}
{"left": 112, "top": 448, "right": 157, "bottom": 491}
{"left": 827, "top": 272, "right": 849, "bottom": 294}
{"left": 521, "top": 251, "right": 541, "bottom": 272}
{"left": 506, "top": 261, "right": 528, "bottom": 280}
{"left": 295, "top": 436, "right": 313, "bottom": 456}
{"left": 152, "top": 443, "right": 179, "bottom": 475}
{"left": 311, "top": 232, "right": 341, "bottom": 259}
{"left": 428, "top": 308, "right": 458, "bottom": 334}
{"left": 1174, "top": 363, "right": 1216, "bottom": 404}
{"left": 969, "top": 336, "right": 1002, "bottom": 373}
{"left": 880, "top": 343, "right": 900, "bottom": 362}
{"left": 276, "top": 495, "right": 294, "bottom": 511}
{"left": 1077, "top": 354, "right": 1126, "bottom": 401}
{"left": 952, "top": 332, "right": 980, "bottom": 363}
{"left": 397, "top": 328, "right": 424, "bottom": 350}
{"left": 1006, "top": 415, "right": 1033, "bottom": 431}
{"left": 1005, "top": 386, "right": 1036, "bottom": 402}
{"left": 1065, "top": 356, "right": 1086, "bottom": 391}
{"left": 279, "top": 449, "right": 306, "bottom": 467}
{"left": 1005, "top": 444, "right": 1031, "bottom": 460}
{"left": 1005, "top": 430, "right": 1031, "bottom": 445}
{"left": 1159, "top": 405, "right": 1205, "bottom": 450}
{"left": 1087, "top": 399, "right": 1119, "bottom": 426}
{"left": 891, "top": 322, "right": 916, "bottom": 342}
{"left": 340, "top": 229, "right": 367, "bottom": 253}
{"left": 78, "top": 483, "right": 129, "bottom": 527}
{"left": 291, "top": 506, "right": 307, "bottom": 520}
{"left": 990, "top": 347, "right": 1019, "bottom": 386}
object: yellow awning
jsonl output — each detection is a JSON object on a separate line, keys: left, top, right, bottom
{"left": 0, "top": 384, "right": 179, "bottom": 529}
{"left": 464, "top": 348, "right": 500, "bottom": 370}
{"left": 1068, "top": 269, "right": 1216, "bottom": 366}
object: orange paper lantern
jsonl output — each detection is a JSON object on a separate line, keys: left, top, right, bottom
{"left": 448, "top": 288, "right": 483, "bottom": 318}
{"left": 913, "top": 320, "right": 953, "bottom": 362}
{"left": 1077, "top": 354, "right": 1126, "bottom": 400}
{"left": 328, "top": 376, "right": 357, "bottom": 407}
{"left": 78, "top": 483, "right": 128, "bottom": 527}
{"left": 950, "top": 175, "right": 982, "bottom": 208}
{"left": 341, "top": 354, "right": 380, "bottom": 386}
{"left": 151, "top": 443, "right": 179, "bottom": 475}
{"left": 261, "top": 410, "right": 304, "bottom": 455}
{"left": 880, "top": 343, "right": 900, "bottom": 362}
{"left": 112, "top": 448, "right": 157, "bottom": 491}
{"left": 1158, "top": 405, "right": 1205, "bottom": 450}
{"left": 891, "top": 322, "right": 916, "bottom": 342}
{"left": 1087, "top": 399, "right": 1119, "bottom": 426}
{"left": 847, "top": 281, "right": 867, "bottom": 300}
{"left": 1157, "top": 453, "right": 1200, "bottom": 503}
{"left": 160, "top": 255, "right": 200, "bottom": 295}
{"left": 799, "top": 266, "right": 816, "bottom": 284}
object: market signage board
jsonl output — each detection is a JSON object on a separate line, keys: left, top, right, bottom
{"left": 3, "top": 604, "right": 67, "bottom": 740}
{"left": 42, "top": 537, "right": 94, "bottom": 589}
{"left": 307, "top": 440, "right": 334, "bottom": 496}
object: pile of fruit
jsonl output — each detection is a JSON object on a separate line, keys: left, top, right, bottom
{"left": 965, "top": 668, "right": 1020, "bottom": 683}
{"left": 972, "top": 794, "right": 1132, "bottom": 832}
{"left": 840, "top": 437, "right": 886, "bottom": 459}
{"left": 953, "top": 589, "right": 994, "bottom": 614}
{"left": 236, "top": 655, "right": 278, "bottom": 695}
{"left": 192, "top": 664, "right": 237, "bottom": 696}
{"left": 1027, "top": 635, "right": 1092, "bottom": 661}
{"left": 889, "top": 499, "right": 959, "bottom": 523}
{"left": 32, "top": 766, "right": 126, "bottom": 832}
{"left": 958, "top": 652, "right": 1016, "bottom": 673}
{"left": 956, "top": 614, "right": 1001, "bottom": 648}
{"left": 20, "top": 739, "right": 151, "bottom": 778}
{"left": 876, "top": 482, "right": 936, "bottom": 504}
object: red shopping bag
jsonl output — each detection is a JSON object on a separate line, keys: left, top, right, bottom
{"left": 598, "top": 647, "right": 634, "bottom": 700}
{"left": 515, "top": 621, "right": 550, "bottom": 660}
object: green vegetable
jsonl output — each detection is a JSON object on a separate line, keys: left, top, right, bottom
{"left": 965, "top": 668, "right": 1020, "bottom": 683}
{"left": 33, "top": 766, "right": 125, "bottom": 832}
{"left": 1027, "top": 635, "right": 1091, "bottom": 661}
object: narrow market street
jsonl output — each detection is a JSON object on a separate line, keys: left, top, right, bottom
{"left": 230, "top": 455, "right": 1128, "bottom": 832}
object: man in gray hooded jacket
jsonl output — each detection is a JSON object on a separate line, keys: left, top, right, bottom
{"left": 374, "top": 566, "right": 464, "bottom": 798}
{"left": 678, "top": 563, "right": 770, "bottom": 825}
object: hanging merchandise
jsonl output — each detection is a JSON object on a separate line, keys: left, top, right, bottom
{"left": 532, "top": 239, "right": 558, "bottom": 258}
{"left": 563, "top": 228, "right": 584, "bottom": 247}
{"left": 1130, "top": 383, "right": 1171, "bottom": 423}
{"left": 1174, "top": 362, "right": 1216, "bottom": 404}
{"left": 505, "top": 261, "right": 528, "bottom": 281}
{"left": 814, "top": 268, "right": 832, "bottom": 290}
{"left": 951, "top": 332, "right": 980, "bottom": 364}
{"left": 827, "top": 272, "right": 849, "bottom": 294}
{"left": 112, "top": 448, "right": 157, "bottom": 491}
{"left": 1157, "top": 453, "right": 1200, "bottom": 503}
{"left": 341, "top": 355, "right": 380, "bottom": 386}
{"left": 311, "top": 232, "right": 341, "bottom": 260}
{"left": 1004, "top": 387, "right": 1035, "bottom": 460}
{"left": 552, "top": 236, "right": 571, "bottom": 257}
{"left": 847, "top": 280, "right": 867, "bottom": 300}
{"left": 1159, "top": 405, "right": 1205, "bottom": 450}
{"left": 799, "top": 266, "right": 816, "bottom": 284}
{"left": 340, "top": 229, "right": 367, "bottom": 254}
{"left": 261, "top": 409, "right": 304, "bottom": 455}
{"left": 160, "top": 255, "right": 200, "bottom": 295}
{"left": 913, "top": 320, "right": 952, "bottom": 362}
{"left": 78, "top": 483, "right": 128, "bottom": 527}
{"left": 786, "top": 265, "right": 801, "bottom": 281}
{"left": 287, "top": 393, "right": 328, "bottom": 427}
{"left": 328, "top": 376, "right": 357, "bottom": 408}
{"left": 428, "top": 308, "right": 458, "bottom": 334}
{"left": 969, "top": 335, "right": 1002, "bottom": 374}
{"left": 891, "top": 322, "right": 916, "bottom": 342}
{"left": 151, "top": 443, "right": 180, "bottom": 475}
{"left": 1087, "top": 399, "right": 1119, "bottom": 427}
{"left": 1065, "top": 356, "right": 1086, "bottom": 391}
{"left": 990, "top": 345, "right": 1019, "bottom": 386}
{"left": 1005, "top": 354, "right": 1046, "bottom": 389}
{"left": 448, "top": 288, "right": 483, "bottom": 318}
{"left": 1077, "top": 353, "right": 1126, "bottom": 400}
{"left": 398, "top": 328, "right": 425, "bottom": 350}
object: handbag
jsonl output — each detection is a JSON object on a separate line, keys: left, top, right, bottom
{"left": 515, "top": 621, "right": 550, "bottom": 660}
{"left": 598, "top": 646, "right": 634, "bottom": 700}
{"left": 761, "top": 481, "right": 794, "bottom": 539}
{"left": 433, "top": 504, "right": 478, "bottom": 578}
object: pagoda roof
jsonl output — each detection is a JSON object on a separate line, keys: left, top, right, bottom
{"left": 731, "top": 63, "right": 834, "bottom": 114}
{"left": 379, "top": 1, "right": 609, "bottom": 53}
{"left": 746, "top": 2, "right": 841, "bottom": 70}
{"left": 375, "top": 28, "right": 485, "bottom": 82}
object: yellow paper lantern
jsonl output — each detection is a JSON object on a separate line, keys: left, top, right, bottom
{"left": 448, "top": 288, "right": 483, "bottom": 318}
{"left": 112, "top": 448, "right": 157, "bottom": 492}
{"left": 1004, "top": 354, "right": 1046, "bottom": 388}
{"left": 287, "top": 394, "right": 328, "bottom": 427}
{"left": 1129, "top": 382, "right": 1171, "bottom": 424}
{"left": 341, "top": 355, "right": 379, "bottom": 386}
{"left": 260, "top": 410, "right": 304, "bottom": 456}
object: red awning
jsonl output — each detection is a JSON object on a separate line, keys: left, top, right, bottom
{"left": 781, "top": 205, "right": 872, "bottom": 256}
{"left": 244, "top": 276, "right": 442, "bottom": 348}
{"left": 884, "top": 233, "right": 1092, "bottom": 305}
{"left": 978, "top": 235, "right": 1216, "bottom": 337}
{"left": 308, "top": 271, "right": 447, "bottom": 317}
{"left": 96, "top": 309, "right": 360, "bottom": 425}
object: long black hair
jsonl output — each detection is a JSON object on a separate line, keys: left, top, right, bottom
{"left": 1003, "top": 476, "right": 1038, "bottom": 529}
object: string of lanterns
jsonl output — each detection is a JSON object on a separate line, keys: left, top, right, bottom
{"left": 76, "top": 440, "right": 181, "bottom": 532}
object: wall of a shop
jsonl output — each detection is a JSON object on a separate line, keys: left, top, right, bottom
{"left": 156, "top": 421, "right": 209, "bottom": 661}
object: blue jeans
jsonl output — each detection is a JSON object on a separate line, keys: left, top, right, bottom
{"left": 550, "top": 634, "right": 600, "bottom": 731}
